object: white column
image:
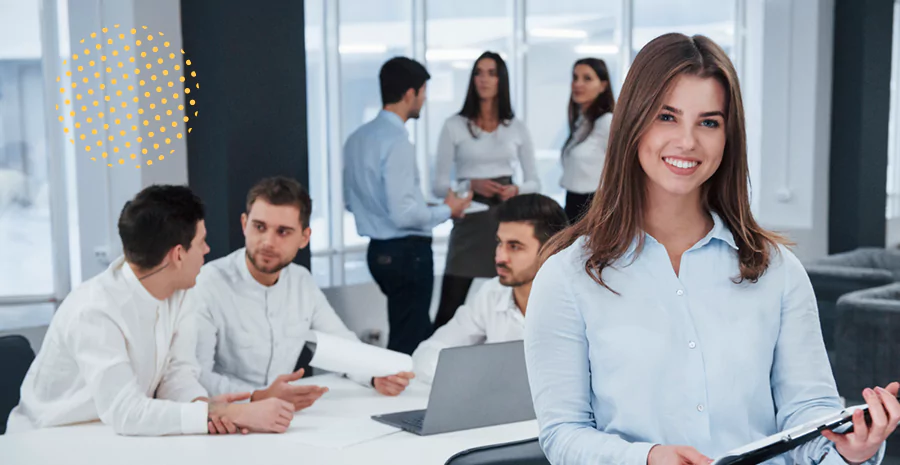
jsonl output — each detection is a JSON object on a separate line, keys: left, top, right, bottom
{"left": 752, "top": 0, "right": 835, "bottom": 261}
{"left": 65, "top": 0, "right": 189, "bottom": 283}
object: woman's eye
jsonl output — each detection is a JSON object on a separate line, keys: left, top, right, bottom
{"left": 658, "top": 113, "right": 675, "bottom": 122}
{"left": 701, "top": 119, "right": 720, "bottom": 128}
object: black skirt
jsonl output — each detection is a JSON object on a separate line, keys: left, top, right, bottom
{"left": 444, "top": 176, "right": 512, "bottom": 278}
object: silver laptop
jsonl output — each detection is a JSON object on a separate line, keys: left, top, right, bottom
{"left": 371, "top": 340, "right": 535, "bottom": 436}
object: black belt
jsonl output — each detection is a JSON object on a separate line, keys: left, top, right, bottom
{"left": 370, "top": 235, "right": 432, "bottom": 245}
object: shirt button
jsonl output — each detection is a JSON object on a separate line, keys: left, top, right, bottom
{"left": 688, "top": 341, "right": 696, "bottom": 349}
{"left": 697, "top": 404, "right": 704, "bottom": 412}
{"left": 676, "top": 289, "right": 684, "bottom": 296}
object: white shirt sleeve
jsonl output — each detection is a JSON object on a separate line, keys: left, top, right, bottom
{"left": 432, "top": 118, "right": 457, "bottom": 198}
{"left": 589, "top": 113, "right": 612, "bottom": 150}
{"left": 70, "top": 307, "right": 208, "bottom": 436}
{"left": 412, "top": 289, "right": 490, "bottom": 384}
{"left": 194, "top": 296, "right": 259, "bottom": 397}
{"left": 155, "top": 302, "right": 209, "bottom": 403}
{"left": 515, "top": 120, "right": 541, "bottom": 194}
{"left": 306, "top": 279, "right": 373, "bottom": 387}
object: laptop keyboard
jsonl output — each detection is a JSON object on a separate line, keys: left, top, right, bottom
{"left": 401, "top": 414, "right": 424, "bottom": 430}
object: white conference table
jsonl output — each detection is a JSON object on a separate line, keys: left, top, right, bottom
{"left": 1, "top": 374, "right": 539, "bottom": 465}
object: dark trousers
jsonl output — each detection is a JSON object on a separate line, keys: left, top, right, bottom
{"left": 565, "top": 191, "right": 594, "bottom": 223}
{"left": 367, "top": 237, "right": 435, "bottom": 355}
{"left": 433, "top": 274, "right": 474, "bottom": 329}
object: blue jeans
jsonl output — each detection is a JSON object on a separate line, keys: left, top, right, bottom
{"left": 367, "top": 237, "right": 435, "bottom": 355}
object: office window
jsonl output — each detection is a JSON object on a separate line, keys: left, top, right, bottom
{"left": 339, "top": 0, "right": 413, "bottom": 249}
{"left": 525, "top": 0, "right": 623, "bottom": 202}
{"left": 424, "top": 0, "right": 514, "bottom": 239}
{"left": 305, "top": 0, "right": 331, "bottom": 286}
{"left": 0, "top": 0, "right": 54, "bottom": 298}
{"left": 632, "top": 0, "right": 737, "bottom": 59}
{"left": 305, "top": 0, "right": 748, "bottom": 287}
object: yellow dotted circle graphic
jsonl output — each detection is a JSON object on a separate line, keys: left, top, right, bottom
{"left": 55, "top": 25, "right": 198, "bottom": 169}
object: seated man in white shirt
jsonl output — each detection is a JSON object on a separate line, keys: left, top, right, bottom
{"left": 194, "top": 176, "right": 415, "bottom": 411}
{"left": 7, "top": 185, "right": 293, "bottom": 436}
{"left": 412, "top": 193, "right": 568, "bottom": 383}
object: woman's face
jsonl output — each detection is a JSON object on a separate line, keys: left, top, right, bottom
{"left": 473, "top": 57, "right": 499, "bottom": 102}
{"left": 637, "top": 74, "right": 727, "bottom": 199}
{"left": 571, "top": 64, "right": 607, "bottom": 107}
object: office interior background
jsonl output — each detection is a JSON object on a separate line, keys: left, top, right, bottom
{"left": 0, "top": 0, "right": 897, "bottom": 350}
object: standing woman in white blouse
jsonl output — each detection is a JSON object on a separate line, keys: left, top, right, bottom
{"left": 560, "top": 57, "right": 615, "bottom": 222}
{"left": 525, "top": 33, "right": 900, "bottom": 465}
{"left": 432, "top": 51, "right": 540, "bottom": 329}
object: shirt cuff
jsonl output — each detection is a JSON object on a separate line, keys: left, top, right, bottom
{"left": 433, "top": 204, "right": 452, "bottom": 222}
{"left": 180, "top": 401, "right": 209, "bottom": 435}
{"left": 179, "top": 385, "right": 209, "bottom": 404}
{"left": 347, "top": 372, "right": 373, "bottom": 388}
{"left": 628, "top": 442, "right": 658, "bottom": 465}
{"left": 818, "top": 443, "right": 885, "bottom": 465}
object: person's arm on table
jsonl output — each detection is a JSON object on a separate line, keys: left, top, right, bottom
{"left": 411, "top": 298, "right": 489, "bottom": 384}
{"left": 73, "top": 308, "right": 295, "bottom": 435}
{"left": 306, "top": 280, "right": 414, "bottom": 396}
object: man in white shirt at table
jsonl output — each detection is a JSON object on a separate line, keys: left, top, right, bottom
{"left": 193, "top": 177, "right": 415, "bottom": 411}
{"left": 412, "top": 193, "right": 568, "bottom": 384}
{"left": 7, "top": 185, "right": 293, "bottom": 436}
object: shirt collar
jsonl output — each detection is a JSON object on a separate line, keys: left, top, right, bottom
{"left": 623, "top": 210, "right": 739, "bottom": 260}
{"left": 119, "top": 256, "right": 164, "bottom": 305}
{"left": 379, "top": 110, "right": 407, "bottom": 133}
{"left": 692, "top": 211, "right": 739, "bottom": 252}
{"left": 492, "top": 284, "right": 522, "bottom": 316}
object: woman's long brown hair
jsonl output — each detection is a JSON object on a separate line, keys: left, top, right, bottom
{"left": 542, "top": 33, "right": 787, "bottom": 291}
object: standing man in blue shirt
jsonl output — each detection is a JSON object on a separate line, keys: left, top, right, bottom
{"left": 344, "top": 57, "right": 471, "bottom": 355}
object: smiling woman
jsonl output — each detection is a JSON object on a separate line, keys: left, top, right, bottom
{"left": 524, "top": 33, "right": 900, "bottom": 465}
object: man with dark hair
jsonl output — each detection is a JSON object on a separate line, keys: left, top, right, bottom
{"left": 344, "top": 56, "right": 471, "bottom": 355}
{"left": 8, "top": 185, "right": 292, "bottom": 436}
{"left": 193, "top": 177, "right": 414, "bottom": 409}
{"left": 412, "top": 194, "right": 567, "bottom": 383}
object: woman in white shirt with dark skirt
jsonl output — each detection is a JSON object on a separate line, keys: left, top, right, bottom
{"left": 560, "top": 57, "right": 615, "bottom": 222}
{"left": 525, "top": 33, "right": 900, "bottom": 465}
{"left": 432, "top": 51, "right": 540, "bottom": 328}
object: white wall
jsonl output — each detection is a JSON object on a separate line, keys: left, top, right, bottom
{"left": 65, "top": 0, "right": 189, "bottom": 282}
{"left": 751, "top": 0, "right": 834, "bottom": 262}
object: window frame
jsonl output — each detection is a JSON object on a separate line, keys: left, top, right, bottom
{"left": 308, "top": 0, "right": 748, "bottom": 288}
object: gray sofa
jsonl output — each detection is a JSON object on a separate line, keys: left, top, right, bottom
{"left": 805, "top": 248, "right": 900, "bottom": 356}
{"left": 833, "top": 283, "right": 900, "bottom": 457}
{"left": 833, "top": 283, "right": 900, "bottom": 400}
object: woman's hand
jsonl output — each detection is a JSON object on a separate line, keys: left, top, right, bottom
{"left": 647, "top": 445, "right": 712, "bottom": 465}
{"left": 822, "top": 382, "right": 900, "bottom": 464}
{"left": 498, "top": 184, "right": 519, "bottom": 201}
{"left": 470, "top": 179, "right": 504, "bottom": 197}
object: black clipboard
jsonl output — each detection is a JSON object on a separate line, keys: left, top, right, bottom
{"left": 711, "top": 403, "right": 875, "bottom": 465}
